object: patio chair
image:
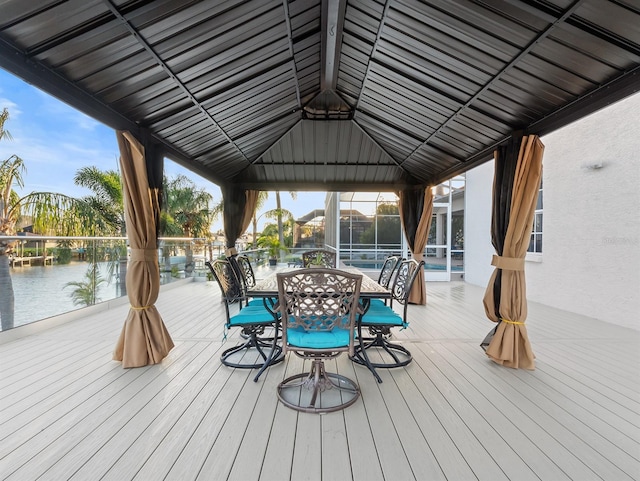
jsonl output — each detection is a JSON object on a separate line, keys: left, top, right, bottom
{"left": 352, "top": 258, "right": 424, "bottom": 371}
{"left": 369, "top": 255, "right": 402, "bottom": 308}
{"left": 276, "top": 268, "right": 363, "bottom": 413}
{"left": 206, "top": 259, "right": 282, "bottom": 370}
{"left": 230, "top": 253, "right": 282, "bottom": 350}
{"left": 228, "top": 254, "right": 265, "bottom": 307}
{"left": 301, "top": 249, "right": 336, "bottom": 268}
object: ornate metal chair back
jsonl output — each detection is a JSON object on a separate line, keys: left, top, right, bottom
{"left": 276, "top": 268, "right": 362, "bottom": 356}
{"left": 301, "top": 249, "right": 336, "bottom": 268}
{"left": 389, "top": 259, "right": 425, "bottom": 309}
{"left": 206, "top": 259, "right": 245, "bottom": 307}
{"left": 235, "top": 254, "right": 256, "bottom": 288}
{"left": 377, "top": 255, "right": 402, "bottom": 288}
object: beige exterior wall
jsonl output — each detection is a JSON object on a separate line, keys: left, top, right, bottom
{"left": 465, "top": 93, "right": 640, "bottom": 330}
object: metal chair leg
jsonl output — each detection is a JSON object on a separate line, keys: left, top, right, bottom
{"left": 351, "top": 324, "right": 412, "bottom": 375}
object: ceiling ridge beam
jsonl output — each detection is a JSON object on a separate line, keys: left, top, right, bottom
{"left": 102, "top": 0, "right": 250, "bottom": 163}
{"left": 321, "top": 0, "right": 347, "bottom": 91}
{"left": 401, "top": 0, "right": 586, "bottom": 168}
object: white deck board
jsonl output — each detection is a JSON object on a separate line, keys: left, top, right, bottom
{"left": 1, "top": 279, "right": 639, "bottom": 481}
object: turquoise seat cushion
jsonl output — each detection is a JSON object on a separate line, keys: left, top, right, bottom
{"left": 286, "top": 326, "right": 352, "bottom": 349}
{"left": 365, "top": 303, "right": 396, "bottom": 313}
{"left": 361, "top": 307, "right": 407, "bottom": 328}
{"left": 247, "top": 297, "right": 278, "bottom": 308}
{"left": 368, "top": 298, "right": 389, "bottom": 308}
{"left": 229, "top": 305, "right": 275, "bottom": 326}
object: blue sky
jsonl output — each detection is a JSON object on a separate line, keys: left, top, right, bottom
{"left": 0, "top": 68, "right": 326, "bottom": 232}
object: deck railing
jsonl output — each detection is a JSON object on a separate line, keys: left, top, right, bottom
{"left": 0, "top": 235, "right": 222, "bottom": 331}
{"left": 1, "top": 236, "right": 442, "bottom": 331}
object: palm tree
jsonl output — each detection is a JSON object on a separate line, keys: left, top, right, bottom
{"left": 0, "top": 108, "right": 103, "bottom": 330}
{"left": 74, "top": 166, "right": 125, "bottom": 234}
{"left": 213, "top": 190, "right": 296, "bottom": 258}
{"left": 64, "top": 261, "right": 106, "bottom": 306}
{"left": 251, "top": 191, "right": 269, "bottom": 248}
{"left": 162, "top": 174, "right": 215, "bottom": 275}
{"left": 74, "top": 165, "right": 127, "bottom": 295}
{"left": 205, "top": 200, "right": 224, "bottom": 261}
{"left": 275, "top": 191, "right": 297, "bottom": 257}
{"left": 275, "top": 191, "right": 296, "bottom": 244}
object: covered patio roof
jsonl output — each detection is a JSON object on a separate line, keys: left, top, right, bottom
{"left": 1, "top": 0, "right": 638, "bottom": 191}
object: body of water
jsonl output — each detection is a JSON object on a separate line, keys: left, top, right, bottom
{"left": 8, "top": 261, "right": 123, "bottom": 328}
{"left": 6, "top": 260, "right": 198, "bottom": 329}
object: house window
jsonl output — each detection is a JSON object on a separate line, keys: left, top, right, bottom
{"left": 528, "top": 178, "right": 543, "bottom": 253}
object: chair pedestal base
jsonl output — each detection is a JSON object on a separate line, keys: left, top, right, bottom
{"left": 352, "top": 326, "right": 413, "bottom": 372}
{"left": 221, "top": 327, "right": 284, "bottom": 371}
{"left": 277, "top": 359, "right": 360, "bottom": 413}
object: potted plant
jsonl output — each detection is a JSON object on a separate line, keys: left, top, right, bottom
{"left": 309, "top": 251, "right": 325, "bottom": 267}
{"left": 258, "top": 235, "right": 288, "bottom": 266}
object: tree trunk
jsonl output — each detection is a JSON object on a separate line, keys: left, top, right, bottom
{"left": 118, "top": 257, "right": 128, "bottom": 297}
{"left": 162, "top": 245, "right": 171, "bottom": 272}
{"left": 0, "top": 254, "right": 15, "bottom": 330}
{"left": 252, "top": 215, "right": 258, "bottom": 248}
{"left": 185, "top": 243, "right": 194, "bottom": 276}
{"left": 276, "top": 192, "right": 285, "bottom": 258}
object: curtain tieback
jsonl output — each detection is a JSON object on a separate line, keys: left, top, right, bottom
{"left": 491, "top": 255, "right": 524, "bottom": 271}
{"left": 130, "top": 305, "right": 152, "bottom": 310}
{"left": 130, "top": 248, "right": 157, "bottom": 262}
{"left": 501, "top": 318, "right": 524, "bottom": 325}
{"left": 225, "top": 247, "right": 238, "bottom": 256}
{"left": 412, "top": 252, "right": 425, "bottom": 261}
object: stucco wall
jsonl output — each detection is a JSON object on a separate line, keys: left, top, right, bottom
{"left": 464, "top": 161, "right": 495, "bottom": 287}
{"left": 464, "top": 93, "right": 640, "bottom": 330}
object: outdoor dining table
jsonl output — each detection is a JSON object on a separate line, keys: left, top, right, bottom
{"left": 247, "top": 266, "right": 392, "bottom": 382}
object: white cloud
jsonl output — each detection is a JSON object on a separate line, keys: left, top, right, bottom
{"left": 0, "top": 98, "right": 21, "bottom": 117}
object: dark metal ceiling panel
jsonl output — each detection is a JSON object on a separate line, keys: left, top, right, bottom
{"left": 248, "top": 119, "right": 410, "bottom": 189}
{"left": 0, "top": 0, "right": 638, "bottom": 191}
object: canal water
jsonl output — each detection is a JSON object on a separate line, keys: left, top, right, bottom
{"left": 6, "top": 260, "right": 197, "bottom": 330}
{"left": 7, "top": 261, "right": 123, "bottom": 328}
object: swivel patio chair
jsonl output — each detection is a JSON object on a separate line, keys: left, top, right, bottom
{"left": 301, "top": 249, "right": 336, "bottom": 268}
{"left": 369, "top": 255, "right": 402, "bottom": 308}
{"left": 229, "top": 253, "right": 281, "bottom": 350}
{"left": 206, "top": 259, "right": 282, "bottom": 371}
{"left": 234, "top": 254, "right": 256, "bottom": 291}
{"left": 352, "top": 258, "right": 424, "bottom": 371}
{"left": 276, "top": 268, "right": 363, "bottom": 413}
{"left": 228, "top": 254, "right": 265, "bottom": 307}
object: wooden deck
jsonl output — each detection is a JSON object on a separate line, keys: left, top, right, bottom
{"left": 1, "top": 275, "right": 638, "bottom": 480}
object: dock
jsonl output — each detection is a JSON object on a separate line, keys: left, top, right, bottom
{"left": 9, "top": 255, "right": 54, "bottom": 267}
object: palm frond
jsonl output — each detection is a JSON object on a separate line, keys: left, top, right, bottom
{"left": 18, "top": 192, "right": 108, "bottom": 236}
{"left": 0, "top": 108, "right": 14, "bottom": 142}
